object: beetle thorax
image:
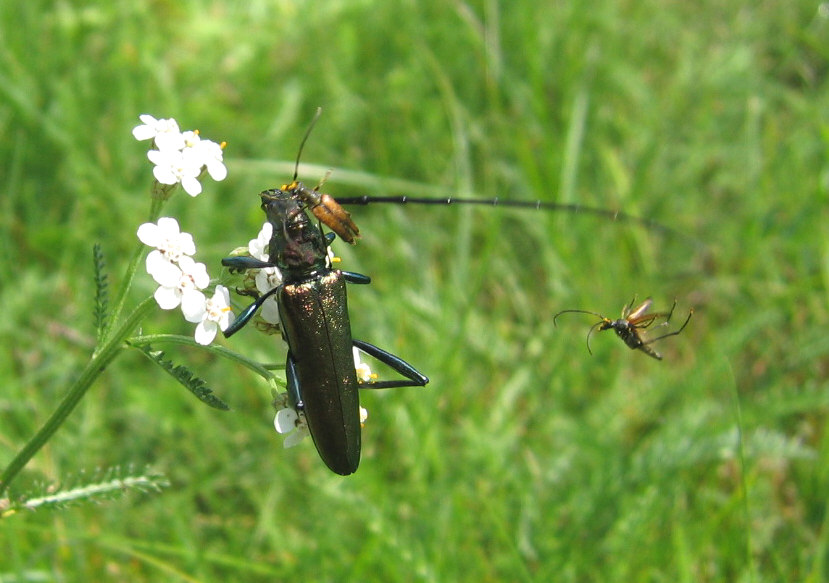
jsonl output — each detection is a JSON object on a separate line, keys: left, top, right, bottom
{"left": 260, "top": 189, "right": 328, "bottom": 279}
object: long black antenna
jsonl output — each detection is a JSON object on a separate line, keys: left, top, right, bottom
{"left": 288, "top": 109, "right": 702, "bottom": 248}
{"left": 553, "top": 309, "right": 608, "bottom": 326}
{"left": 335, "top": 195, "right": 699, "bottom": 244}
{"left": 294, "top": 107, "right": 323, "bottom": 181}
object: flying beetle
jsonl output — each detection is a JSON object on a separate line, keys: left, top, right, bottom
{"left": 553, "top": 297, "right": 693, "bottom": 360}
{"left": 221, "top": 115, "right": 428, "bottom": 476}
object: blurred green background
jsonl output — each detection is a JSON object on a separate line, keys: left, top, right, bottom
{"left": 1, "top": 0, "right": 828, "bottom": 580}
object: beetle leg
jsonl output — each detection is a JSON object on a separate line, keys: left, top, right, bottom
{"left": 223, "top": 285, "right": 280, "bottom": 337}
{"left": 351, "top": 339, "right": 429, "bottom": 388}
{"left": 221, "top": 256, "right": 275, "bottom": 271}
{"left": 341, "top": 271, "right": 371, "bottom": 285}
{"left": 642, "top": 309, "right": 694, "bottom": 346}
{"left": 285, "top": 354, "right": 304, "bottom": 412}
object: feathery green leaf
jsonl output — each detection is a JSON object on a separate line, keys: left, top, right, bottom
{"left": 2, "top": 466, "right": 169, "bottom": 516}
{"left": 136, "top": 344, "right": 231, "bottom": 410}
{"left": 92, "top": 243, "right": 109, "bottom": 344}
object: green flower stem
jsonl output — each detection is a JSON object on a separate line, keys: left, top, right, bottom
{"left": 0, "top": 297, "right": 157, "bottom": 496}
{"left": 103, "top": 242, "right": 146, "bottom": 346}
{"left": 127, "top": 333, "right": 280, "bottom": 382}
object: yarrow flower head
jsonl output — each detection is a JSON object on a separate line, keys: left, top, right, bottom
{"left": 184, "top": 285, "right": 234, "bottom": 346}
{"left": 151, "top": 255, "right": 210, "bottom": 312}
{"left": 138, "top": 217, "right": 234, "bottom": 345}
{"left": 137, "top": 217, "right": 196, "bottom": 270}
{"left": 133, "top": 114, "right": 227, "bottom": 197}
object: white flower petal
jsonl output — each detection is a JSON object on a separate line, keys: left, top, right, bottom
{"left": 154, "top": 285, "right": 182, "bottom": 310}
{"left": 149, "top": 149, "right": 202, "bottom": 194}
{"left": 178, "top": 257, "right": 210, "bottom": 289}
{"left": 353, "top": 347, "right": 374, "bottom": 383}
{"left": 189, "top": 139, "right": 226, "bottom": 181}
{"left": 260, "top": 297, "right": 281, "bottom": 325}
{"left": 146, "top": 252, "right": 182, "bottom": 286}
{"left": 255, "top": 267, "right": 281, "bottom": 294}
{"left": 249, "top": 222, "right": 273, "bottom": 260}
{"left": 132, "top": 125, "right": 157, "bottom": 141}
{"left": 179, "top": 235, "right": 196, "bottom": 257}
{"left": 152, "top": 164, "right": 179, "bottom": 185}
{"left": 154, "top": 130, "right": 185, "bottom": 152}
{"left": 205, "top": 286, "right": 233, "bottom": 329}
{"left": 133, "top": 115, "right": 182, "bottom": 145}
{"left": 156, "top": 216, "right": 181, "bottom": 236}
{"left": 147, "top": 149, "right": 170, "bottom": 166}
{"left": 181, "top": 175, "right": 203, "bottom": 196}
{"left": 139, "top": 218, "right": 196, "bottom": 263}
{"left": 176, "top": 255, "right": 196, "bottom": 273}
{"left": 355, "top": 364, "right": 373, "bottom": 383}
{"left": 222, "top": 310, "right": 236, "bottom": 332}
{"left": 181, "top": 290, "right": 207, "bottom": 323}
{"left": 206, "top": 160, "right": 227, "bottom": 181}
{"left": 181, "top": 145, "right": 206, "bottom": 168}
{"left": 137, "top": 222, "right": 160, "bottom": 246}
{"left": 274, "top": 406, "right": 309, "bottom": 447}
{"left": 214, "top": 285, "right": 231, "bottom": 306}
{"left": 194, "top": 320, "right": 219, "bottom": 345}
{"left": 254, "top": 269, "right": 270, "bottom": 293}
{"left": 283, "top": 430, "right": 307, "bottom": 448}
{"left": 274, "top": 407, "right": 298, "bottom": 434}
{"left": 192, "top": 269, "right": 210, "bottom": 290}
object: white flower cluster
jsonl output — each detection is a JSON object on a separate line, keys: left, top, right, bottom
{"left": 138, "top": 217, "right": 234, "bottom": 345}
{"left": 132, "top": 114, "right": 227, "bottom": 196}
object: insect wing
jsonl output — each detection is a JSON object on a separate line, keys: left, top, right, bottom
{"left": 279, "top": 270, "right": 362, "bottom": 475}
{"left": 626, "top": 313, "right": 662, "bottom": 328}
{"left": 625, "top": 298, "right": 653, "bottom": 321}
